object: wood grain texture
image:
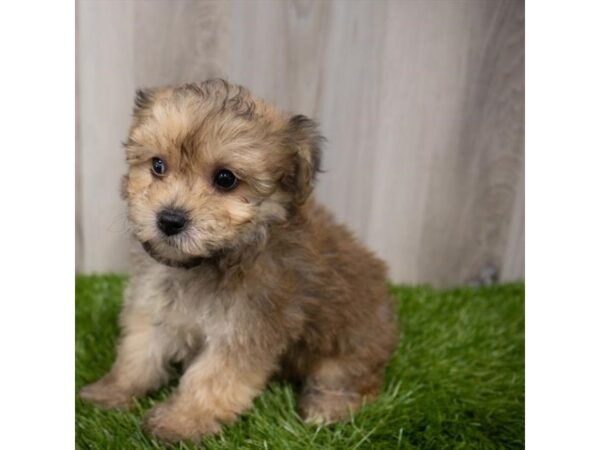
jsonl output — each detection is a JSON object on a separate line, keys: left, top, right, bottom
{"left": 77, "top": 0, "right": 135, "bottom": 273}
{"left": 76, "top": 0, "right": 230, "bottom": 273}
{"left": 76, "top": 0, "right": 524, "bottom": 286}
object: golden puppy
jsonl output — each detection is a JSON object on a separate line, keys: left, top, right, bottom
{"left": 80, "top": 80, "right": 397, "bottom": 443}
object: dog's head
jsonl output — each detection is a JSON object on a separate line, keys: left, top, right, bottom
{"left": 122, "top": 80, "right": 322, "bottom": 268}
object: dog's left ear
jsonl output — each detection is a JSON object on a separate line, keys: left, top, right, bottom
{"left": 120, "top": 174, "right": 129, "bottom": 200}
{"left": 284, "top": 115, "right": 324, "bottom": 205}
{"left": 133, "top": 87, "right": 155, "bottom": 114}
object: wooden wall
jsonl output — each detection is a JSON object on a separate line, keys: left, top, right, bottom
{"left": 76, "top": 0, "right": 524, "bottom": 287}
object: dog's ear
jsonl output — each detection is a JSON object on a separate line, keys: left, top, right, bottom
{"left": 120, "top": 174, "right": 129, "bottom": 200}
{"left": 283, "top": 114, "right": 324, "bottom": 205}
{"left": 133, "top": 88, "right": 155, "bottom": 114}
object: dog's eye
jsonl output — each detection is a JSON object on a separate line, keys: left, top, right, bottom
{"left": 151, "top": 158, "right": 167, "bottom": 177}
{"left": 214, "top": 169, "right": 238, "bottom": 191}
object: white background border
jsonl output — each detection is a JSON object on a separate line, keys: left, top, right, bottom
{"left": 527, "top": 0, "right": 600, "bottom": 448}
{"left": 0, "top": 1, "right": 74, "bottom": 448}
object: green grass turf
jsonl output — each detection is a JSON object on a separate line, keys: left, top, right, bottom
{"left": 76, "top": 275, "right": 524, "bottom": 449}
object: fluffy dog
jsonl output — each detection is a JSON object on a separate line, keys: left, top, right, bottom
{"left": 80, "top": 80, "right": 397, "bottom": 443}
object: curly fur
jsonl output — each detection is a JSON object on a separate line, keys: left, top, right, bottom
{"left": 80, "top": 79, "right": 397, "bottom": 443}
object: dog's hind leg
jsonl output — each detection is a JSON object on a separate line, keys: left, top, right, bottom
{"left": 298, "top": 356, "right": 385, "bottom": 425}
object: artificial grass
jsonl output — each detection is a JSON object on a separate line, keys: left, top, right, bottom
{"left": 76, "top": 275, "right": 524, "bottom": 449}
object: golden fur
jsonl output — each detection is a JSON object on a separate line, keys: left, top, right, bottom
{"left": 80, "top": 80, "right": 397, "bottom": 443}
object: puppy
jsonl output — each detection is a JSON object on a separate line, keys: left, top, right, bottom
{"left": 80, "top": 80, "right": 397, "bottom": 443}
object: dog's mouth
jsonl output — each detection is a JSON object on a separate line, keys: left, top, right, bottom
{"left": 142, "top": 241, "right": 206, "bottom": 269}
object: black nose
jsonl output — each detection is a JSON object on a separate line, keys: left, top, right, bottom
{"left": 157, "top": 209, "right": 189, "bottom": 236}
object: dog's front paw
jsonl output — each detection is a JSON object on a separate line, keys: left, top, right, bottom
{"left": 144, "top": 400, "right": 221, "bottom": 443}
{"left": 79, "top": 376, "right": 134, "bottom": 409}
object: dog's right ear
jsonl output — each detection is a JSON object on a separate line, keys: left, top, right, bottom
{"left": 133, "top": 88, "right": 155, "bottom": 113}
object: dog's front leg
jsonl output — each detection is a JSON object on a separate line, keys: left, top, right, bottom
{"left": 144, "top": 335, "right": 280, "bottom": 443}
{"left": 80, "top": 311, "right": 172, "bottom": 409}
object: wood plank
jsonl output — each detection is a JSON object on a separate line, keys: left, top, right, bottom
{"left": 132, "top": 1, "right": 230, "bottom": 87}
{"left": 77, "top": 0, "right": 136, "bottom": 273}
{"left": 414, "top": 0, "right": 525, "bottom": 285}
{"left": 76, "top": 0, "right": 524, "bottom": 286}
